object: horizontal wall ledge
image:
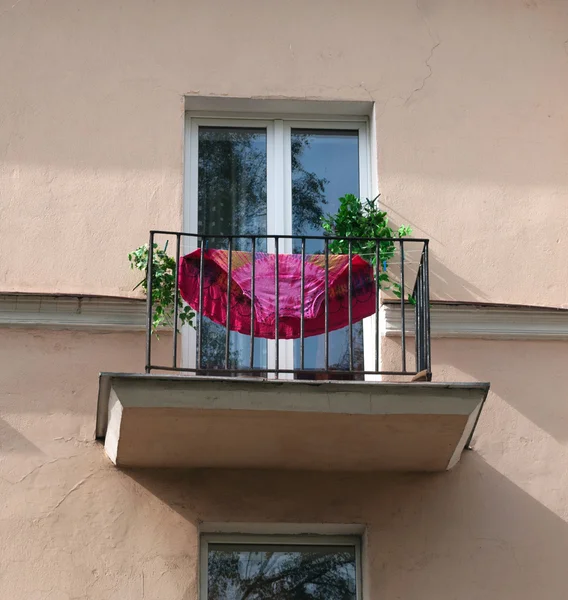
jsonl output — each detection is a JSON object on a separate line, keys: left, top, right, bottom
{"left": 383, "top": 301, "right": 568, "bottom": 340}
{"left": 4, "top": 294, "right": 566, "bottom": 340}
{"left": 0, "top": 293, "right": 146, "bottom": 331}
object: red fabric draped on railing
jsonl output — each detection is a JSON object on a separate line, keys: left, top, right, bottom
{"left": 178, "top": 249, "right": 376, "bottom": 340}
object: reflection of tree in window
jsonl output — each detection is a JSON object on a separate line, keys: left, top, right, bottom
{"left": 208, "top": 546, "right": 357, "bottom": 600}
{"left": 198, "top": 128, "right": 328, "bottom": 246}
{"left": 197, "top": 127, "right": 269, "bottom": 370}
{"left": 198, "top": 127, "right": 268, "bottom": 246}
{"left": 197, "top": 127, "right": 329, "bottom": 371}
{"left": 331, "top": 339, "right": 365, "bottom": 372}
{"left": 291, "top": 133, "right": 329, "bottom": 234}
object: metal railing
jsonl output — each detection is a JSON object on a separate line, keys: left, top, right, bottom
{"left": 145, "top": 231, "right": 431, "bottom": 379}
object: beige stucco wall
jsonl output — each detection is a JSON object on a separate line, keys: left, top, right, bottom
{"left": 1, "top": 0, "right": 567, "bottom": 305}
{"left": 2, "top": 0, "right": 568, "bottom": 598}
{"left": 1, "top": 328, "right": 568, "bottom": 598}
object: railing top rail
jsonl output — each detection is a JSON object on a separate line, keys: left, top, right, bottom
{"left": 148, "top": 230, "right": 430, "bottom": 244}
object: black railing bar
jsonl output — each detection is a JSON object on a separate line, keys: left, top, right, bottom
{"left": 348, "top": 240, "right": 353, "bottom": 371}
{"left": 375, "top": 240, "right": 380, "bottom": 373}
{"left": 172, "top": 234, "right": 181, "bottom": 369}
{"left": 424, "top": 241, "right": 432, "bottom": 374}
{"left": 225, "top": 237, "right": 233, "bottom": 370}
{"left": 149, "top": 230, "right": 430, "bottom": 243}
{"left": 324, "top": 238, "right": 329, "bottom": 372}
{"left": 415, "top": 256, "right": 423, "bottom": 372}
{"left": 197, "top": 236, "right": 205, "bottom": 371}
{"left": 400, "top": 240, "right": 406, "bottom": 373}
{"left": 300, "top": 237, "right": 306, "bottom": 371}
{"left": 421, "top": 253, "right": 427, "bottom": 372}
{"left": 274, "top": 236, "right": 280, "bottom": 378}
{"left": 420, "top": 252, "right": 427, "bottom": 372}
{"left": 413, "top": 283, "right": 418, "bottom": 372}
{"left": 249, "top": 236, "right": 256, "bottom": 370}
{"left": 411, "top": 241, "right": 427, "bottom": 298}
{"left": 145, "top": 231, "right": 155, "bottom": 374}
{"left": 422, "top": 254, "right": 428, "bottom": 371}
{"left": 420, "top": 255, "right": 426, "bottom": 371}
{"left": 147, "top": 365, "right": 422, "bottom": 377}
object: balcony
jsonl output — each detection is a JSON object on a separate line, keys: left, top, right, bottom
{"left": 96, "top": 231, "right": 489, "bottom": 471}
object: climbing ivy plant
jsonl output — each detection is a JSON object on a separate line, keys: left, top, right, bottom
{"left": 128, "top": 243, "right": 195, "bottom": 333}
{"left": 321, "top": 194, "right": 414, "bottom": 301}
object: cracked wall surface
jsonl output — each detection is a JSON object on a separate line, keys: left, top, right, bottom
{"left": 2, "top": 0, "right": 568, "bottom": 597}
{"left": 0, "top": 0, "right": 567, "bottom": 305}
{"left": 1, "top": 328, "right": 568, "bottom": 599}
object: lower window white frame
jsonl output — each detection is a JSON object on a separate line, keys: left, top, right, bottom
{"left": 199, "top": 533, "right": 363, "bottom": 600}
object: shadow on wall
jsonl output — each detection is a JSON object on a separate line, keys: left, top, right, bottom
{"left": 0, "top": 418, "right": 43, "bottom": 455}
{"left": 434, "top": 338, "right": 568, "bottom": 444}
{"left": 0, "top": 328, "right": 172, "bottom": 417}
{"left": 379, "top": 199, "right": 488, "bottom": 302}
{"left": 427, "top": 251, "right": 489, "bottom": 302}
{"left": 127, "top": 450, "right": 568, "bottom": 598}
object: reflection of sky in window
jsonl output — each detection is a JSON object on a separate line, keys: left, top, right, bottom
{"left": 292, "top": 129, "right": 359, "bottom": 250}
{"left": 208, "top": 545, "right": 357, "bottom": 600}
{"left": 291, "top": 129, "right": 363, "bottom": 372}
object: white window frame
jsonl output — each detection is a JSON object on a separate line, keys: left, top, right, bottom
{"left": 182, "top": 112, "right": 373, "bottom": 374}
{"left": 199, "top": 533, "right": 363, "bottom": 600}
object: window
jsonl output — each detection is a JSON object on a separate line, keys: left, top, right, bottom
{"left": 184, "top": 111, "right": 372, "bottom": 376}
{"left": 200, "top": 534, "right": 362, "bottom": 600}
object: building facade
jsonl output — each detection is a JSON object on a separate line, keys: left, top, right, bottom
{"left": 1, "top": 0, "right": 568, "bottom": 598}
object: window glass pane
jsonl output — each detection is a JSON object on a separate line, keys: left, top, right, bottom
{"left": 291, "top": 129, "right": 359, "bottom": 249}
{"left": 197, "top": 126, "right": 267, "bottom": 371}
{"left": 208, "top": 543, "right": 357, "bottom": 600}
{"left": 290, "top": 129, "right": 363, "bottom": 375}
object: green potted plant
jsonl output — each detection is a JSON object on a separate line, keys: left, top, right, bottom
{"left": 321, "top": 193, "right": 414, "bottom": 301}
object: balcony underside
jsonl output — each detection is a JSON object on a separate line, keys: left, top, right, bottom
{"left": 96, "top": 374, "right": 489, "bottom": 472}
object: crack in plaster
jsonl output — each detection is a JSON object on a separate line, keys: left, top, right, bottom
{"left": 54, "top": 435, "right": 95, "bottom": 447}
{"left": 375, "top": 96, "right": 400, "bottom": 121}
{"left": 356, "top": 82, "right": 376, "bottom": 102}
{"left": 1, "top": 453, "right": 83, "bottom": 485}
{"left": 296, "top": 82, "right": 375, "bottom": 102}
{"left": 404, "top": 39, "right": 441, "bottom": 105}
{"left": 36, "top": 471, "right": 98, "bottom": 521}
{"left": 404, "top": 0, "right": 441, "bottom": 105}
{"left": 374, "top": 0, "right": 442, "bottom": 119}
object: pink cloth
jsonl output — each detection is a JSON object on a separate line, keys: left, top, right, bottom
{"left": 178, "top": 249, "right": 376, "bottom": 339}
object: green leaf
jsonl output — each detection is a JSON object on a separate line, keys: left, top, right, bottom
{"left": 128, "top": 242, "right": 196, "bottom": 336}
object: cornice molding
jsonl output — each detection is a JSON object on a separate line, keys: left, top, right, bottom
{"left": 3, "top": 294, "right": 567, "bottom": 340}
{"left": 0, "top": 294, "right": 146, "bottom": 331}
{"left": 383, "top": 302, "right": 568, "bottom": 340}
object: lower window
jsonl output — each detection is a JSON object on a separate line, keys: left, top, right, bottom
{"left": 201, "top": 534, "right": 361, "bottom": 600}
